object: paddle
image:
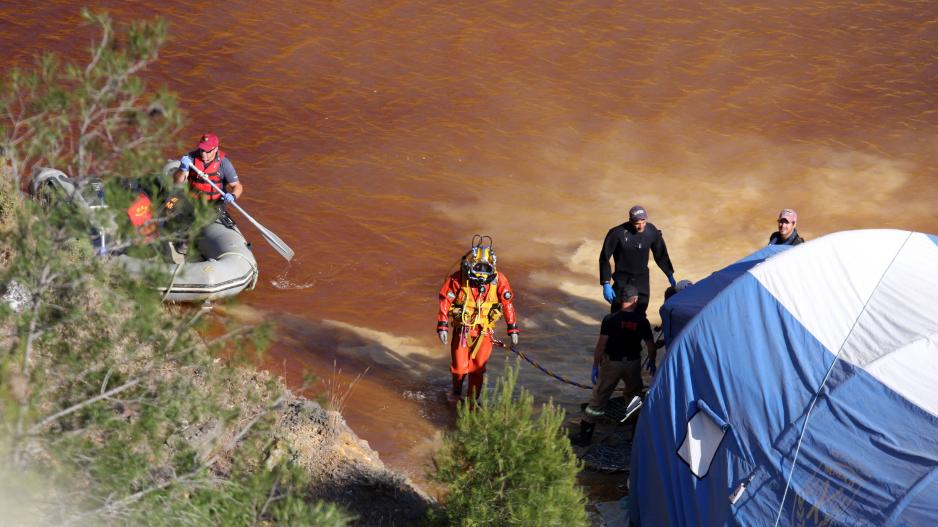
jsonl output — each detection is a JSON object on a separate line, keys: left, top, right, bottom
{"left": 186, "top": 164, "right": 295, "bottom": 262}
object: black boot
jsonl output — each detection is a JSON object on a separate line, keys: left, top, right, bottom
{"left": 570, "top": 421, "right": 595, "bottom": 447}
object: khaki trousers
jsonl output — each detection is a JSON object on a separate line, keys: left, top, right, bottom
{"left": 584, "top": 355, "right": 642, "bottom": 424}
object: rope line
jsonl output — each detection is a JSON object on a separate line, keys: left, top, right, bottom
{"left": 161, "top": 259, "right": 184, "bottom": 303}
{"left": 492, "top": 337, "right": 592, "bottom": 390}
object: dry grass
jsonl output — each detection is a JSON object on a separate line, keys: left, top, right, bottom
{"left": 323, "top": 360, "right": 370, "bottom": 415}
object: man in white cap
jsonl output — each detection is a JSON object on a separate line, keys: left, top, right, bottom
{"left": 769, "top": 208, "right": 804, "bottom": 246}
{"left": 599, "top": 204, "right": 676, "bottom": 316}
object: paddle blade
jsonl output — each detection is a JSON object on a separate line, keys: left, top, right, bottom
{"left": 191, "top": 165, "right": 296, "bottom": 262}
{"left": 257, "top": 223, "right": 294, "bottom": 261}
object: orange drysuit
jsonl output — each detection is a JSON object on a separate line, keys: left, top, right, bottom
{"left": 437, "top": 270, "right": 519, "bottom": 397}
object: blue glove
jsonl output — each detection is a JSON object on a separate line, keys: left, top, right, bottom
{"left": 602, "top": 283, "right": 615, "bottom": 303}
{"left": 667, "top": 274, "right": 676, "bottom": 287}
{"left": 222, "top": 192, "right": 235, "bottom": 204}
{"left": 179, "top": 155, "right": 193, "bottom": 171}
{"left": 591, "top": 365, "right": 599, "bottom": 385}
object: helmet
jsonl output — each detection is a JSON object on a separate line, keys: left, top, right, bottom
{"left": 463, "top": 235, "right": 497, "bottom": 284}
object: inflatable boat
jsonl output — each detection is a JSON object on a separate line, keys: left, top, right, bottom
{"left": 28, "top": 163, "right": 258, "bottom": 303}
{"left": 112, "top": 216, "right": 258, "bottom": 303}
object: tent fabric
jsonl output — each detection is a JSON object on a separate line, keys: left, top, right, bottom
{"left": 659, "top": 244, "right": 791, "bottom": 348}
{"left": 630, "top": 230, "right": 938, "bottom": 527}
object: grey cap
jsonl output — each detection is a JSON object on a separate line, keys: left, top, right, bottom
{"left": 629, "top": 205, "right": 648, "bottom": 221}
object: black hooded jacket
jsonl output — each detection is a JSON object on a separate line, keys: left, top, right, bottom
{"left": 599, "top": 222, "right": 674, "bottom": 298}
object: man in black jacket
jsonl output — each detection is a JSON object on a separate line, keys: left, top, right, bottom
{"left": 599, "top": 205, "right": 676, "bottom": 315}
{"left": 769, "top": 208, "right": 805, "bottom": 246}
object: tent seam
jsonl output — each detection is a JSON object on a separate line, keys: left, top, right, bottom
{"left": 772, "top": 231, "right": 914, "bottom": 527}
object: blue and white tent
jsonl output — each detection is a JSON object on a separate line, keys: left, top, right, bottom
{"left": 630, "top": 230, "right": 938, "bottom": 526}
{"left": 659, "top": 244, "right": 791, "bottom": 348}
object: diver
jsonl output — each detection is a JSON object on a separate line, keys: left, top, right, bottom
{"left": 437, "top": 235, "right": 520, "bottom": 401}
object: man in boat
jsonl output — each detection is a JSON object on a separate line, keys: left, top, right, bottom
{"left": 437, "top": 236, "right": 520, "bottom": 401}
{"left": 769, "top": 208, "right": 804, "bottom": 246}
{"left": 174, "top": 133, "right": 243, "bottom": 204}
{"left": 170, "top": 133, "right": 243, "bottom": 255}
{"left": 599, "top": 205, "right": 676, "bottom": 316}
{"left": 571, "top": 285, "right": 656, "bottom": 447}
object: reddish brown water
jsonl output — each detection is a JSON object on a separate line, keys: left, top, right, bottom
{"left": 5, "top": 0, "right": 938, "bottom": 491}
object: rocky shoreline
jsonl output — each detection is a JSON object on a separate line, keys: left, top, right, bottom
{"left": 279, "top": 398, "right": 435, "bottom": 525}
{"left": 228, "top": 368, "right": 436, "bottom": 526}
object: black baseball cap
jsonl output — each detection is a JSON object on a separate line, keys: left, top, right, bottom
{"left": 621, "top": 285, "right": 639, "bottom": 300}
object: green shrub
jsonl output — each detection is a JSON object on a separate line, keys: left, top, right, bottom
{"left": 0, "top": 11, "right": 349, "bottom": 526}
{"left": 432, "top": 362, "right": 588, "bottom": 526}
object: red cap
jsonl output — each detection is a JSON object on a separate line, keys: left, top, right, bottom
{"left": 197, "top": 133, "right": 219, "bottom": 151}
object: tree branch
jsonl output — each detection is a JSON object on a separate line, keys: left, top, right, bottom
{"left": 15, "top": 264, "right": 52, "bottom": 437}
{"left": 28, "top": 378, "right": 141, "bottom": 434}
{"left": 63, "top": 396, "right": 285, "bottom": 525}
{"left": 84, "top": 15, "right": 110, "bottom": 77}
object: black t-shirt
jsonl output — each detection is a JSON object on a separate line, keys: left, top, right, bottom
{"left": 600, "top": 310, "right": 653, "bottom": 361}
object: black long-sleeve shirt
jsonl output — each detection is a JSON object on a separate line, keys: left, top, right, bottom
{"left": 598, "top": 222, "right": 674, "bottom": 298}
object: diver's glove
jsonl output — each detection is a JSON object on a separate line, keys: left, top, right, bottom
{"left": 510, "top": 333, "right": 519, "bottom": 347}
{"left": 602, "top": 283, "right": 615, "bottom": 303}
{"left": 667, "top": 274, "right": 676, "bottom": 287}
{"left": 179, "top": 155, "right": 193, "bottom": 172}
{"left": 222, "top": 192, "right": 236, "bottom": 203}
{"left": 591, "top": 365, "right": 600, "bottom": 385}
{"left": 438, "top": 330, "right": 448, "bottom": 345}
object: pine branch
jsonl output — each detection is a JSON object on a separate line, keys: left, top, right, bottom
{"left": 28, "top": 377, "right": 141, "bottom": 434}
{"left": 63, "top": 396, "right": 285, "bottom": 525}
{"left": 15, "top": 264, "right": 52, "bottom": 437}
{"left": 83, "top": 13, "right": 110, "bottom": 77}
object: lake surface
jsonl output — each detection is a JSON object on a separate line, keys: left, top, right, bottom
{"left": 4, "top": 0, "right": 937, "bottom": 490}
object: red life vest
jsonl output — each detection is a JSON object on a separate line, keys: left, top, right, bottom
{"left": 186, "top": 149, "right": 227, "bottom": 200}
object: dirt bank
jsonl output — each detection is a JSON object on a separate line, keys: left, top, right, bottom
{"left": 233, "top": 368, "right": 436, "bottom": 526}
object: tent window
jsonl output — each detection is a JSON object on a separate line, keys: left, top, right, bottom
{"left": 678, "top": 400, "right": 729, "bottom": 478}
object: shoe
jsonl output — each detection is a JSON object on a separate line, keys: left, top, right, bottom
{"left": 570, "top": 421, "right": 595, "bottom": 447}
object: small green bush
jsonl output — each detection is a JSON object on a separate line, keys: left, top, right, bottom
{"left": 0, "top": 11, "right": 349, "bottom": 526}
{"left": 432, "top": 362, "right": 588, "bottom": 526}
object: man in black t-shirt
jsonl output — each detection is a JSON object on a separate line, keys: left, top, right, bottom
{"left": 572, "top": 285, "right": 656, "bottom": 447}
